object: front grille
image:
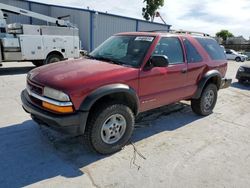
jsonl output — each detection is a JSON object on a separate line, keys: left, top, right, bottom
{"left": 30, "top": 95, "right": 42, "bottom": 106}
{"left": 244, "top": 67, "right": 250, "bottom": 73}
{"left": 26, "top": 80, "right": 44, "bottom": 108}
{"left": 27, "top": 80, "right": 43, "bottom": 95}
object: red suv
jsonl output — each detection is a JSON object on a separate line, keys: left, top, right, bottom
{"left": 21, "top": 31, "right": 231, "bottom": 154}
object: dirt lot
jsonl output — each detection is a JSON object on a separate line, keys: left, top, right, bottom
{"left": 0, "top": 61, "right": 249, "bottom": 188}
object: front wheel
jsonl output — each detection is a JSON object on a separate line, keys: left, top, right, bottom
{"left": 84, "top": 103, "right": 134, "bottom": 154}
{"left": 191, "top": 84, "right": 218, "bottom": 116}
{"left": 235, "top": 57, "right": 241, "bottom": 62}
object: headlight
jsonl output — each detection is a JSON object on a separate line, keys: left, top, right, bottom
{"left": 238, "top": 66, "right": 245, "bottom": 72}
{"left": 43, "top": 87, "right": 70, "bottom": 102}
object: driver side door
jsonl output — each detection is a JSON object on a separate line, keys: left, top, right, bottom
{"left": 139, "top": 37, "right": 188, "bottom": 112}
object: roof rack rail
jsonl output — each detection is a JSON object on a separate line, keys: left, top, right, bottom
{"left": 173, "top": 30, "right": 210, "bottom": 37}
{"left": 142, "top": 29, "right": 210, "bottom": 37}
{"left": 142, "top": 29, "right": 170, "bottom": 33}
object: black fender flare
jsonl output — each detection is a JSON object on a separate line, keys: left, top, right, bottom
{"left": 79, "top": 83, "right": 139, "bottom": 114}
{"left": 192, "top": 70, "right": 222, "bottom": 99}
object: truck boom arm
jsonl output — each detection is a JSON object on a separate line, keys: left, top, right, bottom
{"left": 0, "top": 3, "right": 72, "bottom": 27}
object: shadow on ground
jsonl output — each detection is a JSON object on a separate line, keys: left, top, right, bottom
{"left": 0, "top": 102, "right": 202, "bottom": 187}
{"left": 0, "top": 66, "right": 34, "bottom": 76}
{"left": 231, "top": 81, "right": 250, "bottom": 90}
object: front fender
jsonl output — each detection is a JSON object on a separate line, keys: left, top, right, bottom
{"left": 79, "top": 83, "right": 139, "bottom": 113}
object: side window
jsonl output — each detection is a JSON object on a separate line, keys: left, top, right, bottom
{"left": 183, "top": 38, "right": 203, "bottom": 63}
{"left": 153, "top": 37, "right": 184, "bottom": 65}
{"left": 195, "top": 37, "right": 226, "bottom": 60}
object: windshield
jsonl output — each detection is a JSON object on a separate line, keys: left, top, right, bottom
{"left": 89, "top": 35, "right": 154, "bottom": 67}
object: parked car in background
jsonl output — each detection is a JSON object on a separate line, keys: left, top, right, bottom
{"left": 236, "top": 63, "right": 250, "bottom": 83}
{"left": 225, "top": 49, "right": 248, "bottom": 62}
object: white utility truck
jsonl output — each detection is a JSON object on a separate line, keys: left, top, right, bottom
{"left": 0, "top": 3, "right": 80, "bottom": 67}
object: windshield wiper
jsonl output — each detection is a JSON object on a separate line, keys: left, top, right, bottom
{"left": 95, "top": 56, "right": 113, "bottom": 62}
{"left": 94, "top": 56, "right": 123, "bottom": 65}
{"left": 85, "top": 54, "right": 95, "bottom": 59}
{"left": 87, "top": 55, "right": 128, "bottom": 66}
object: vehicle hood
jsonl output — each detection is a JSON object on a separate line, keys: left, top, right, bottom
{"left": 236, "top": 53, "right": 247, "bottom": 58}
{"left": 28, "top": 58, "right": 139, "bottom": 92}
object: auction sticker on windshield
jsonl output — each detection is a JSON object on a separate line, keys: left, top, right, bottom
{"left": 135, "top": 36, "right": 154, "bottom": 42}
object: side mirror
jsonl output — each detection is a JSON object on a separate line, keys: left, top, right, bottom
{"left": 150, "top": 55, "right": 169, "bottom": 68}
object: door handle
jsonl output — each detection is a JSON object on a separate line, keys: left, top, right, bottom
{"left": 181, "top": 68, "right": 187, "bottom": 74}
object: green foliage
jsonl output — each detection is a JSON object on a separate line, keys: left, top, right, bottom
{"left": 142, "top": 0, "right": 164, "bottom": 21}
{"left": 216, "top": 30, "right": 234, "bottom": 42}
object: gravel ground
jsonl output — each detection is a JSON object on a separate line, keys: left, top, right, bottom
{"left": 0, "top": 61, "right": 249, "bottom": 188}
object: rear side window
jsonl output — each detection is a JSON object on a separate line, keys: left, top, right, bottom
{"left": 153, "top": 37, "right": 184, "bottom": 65}
{"left": 195, "top": 38, "right": 226, "bottom": 60}
{"left": 183, "top": 38, "right": 203, "bottom": 63}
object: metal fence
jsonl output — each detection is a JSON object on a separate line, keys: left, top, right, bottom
{"left": 1, "top": 0, "right": 171, "bottom": 51}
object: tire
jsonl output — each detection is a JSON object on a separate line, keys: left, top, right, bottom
{"left": 45, "top": 53, "right": 63, "bottom": 65}
{"left": 84, "top": 103, "right": 135, "bottom": 154}
{"left": 241, "top": 58, "right": 245, "bottom": 62}
{"left": 235, "top": 57, "right": 241, "bottom": 62}
{"left": 191, "top": 84, "right": 218, "bottom": 116}
{"left": 32, "top": 60, "right": 43, "bottom": 67}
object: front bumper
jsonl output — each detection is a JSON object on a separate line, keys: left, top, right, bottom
{"left": 236, "top": 71, "right": 250, "bottom": 80}
{"left": 220, "top": 78, "right": 232, "bottom": 89}
{"left": 21, "top": 90, "right": 88, "bottom": 135}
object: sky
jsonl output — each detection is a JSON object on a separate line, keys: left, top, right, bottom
{"left": 31, "top": 0, "right": 250, "bottom": 39}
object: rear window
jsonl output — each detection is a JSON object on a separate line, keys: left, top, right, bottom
{"left": 195, "top": 38, "right": 226, "bottom": 60}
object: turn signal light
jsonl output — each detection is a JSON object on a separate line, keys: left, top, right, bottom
{"left": 42, "top": 102, "right": 74, "bottom": 113}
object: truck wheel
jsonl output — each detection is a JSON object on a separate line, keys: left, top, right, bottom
{"left": 191, "top": 84, "right": 218, "bottom": 116}
{"left": 32, "top": 60, "right": 43, "bottom": 67}
{"left": 235, "top": 57, "right": 241, "bottom": 62}
{"left": 45, "top": 54, "right": 63, "bottom": 64}
{"left": 84, "top": 103, "right": 134, "bottom": 154}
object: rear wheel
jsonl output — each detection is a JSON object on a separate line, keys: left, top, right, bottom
{"left": 191, "top": 84, "right": 218, "bottom": 116}
{"left": 84, "top": 103, "right": 134, "bottom": 154}
{"left": 45, "top": 53, "right": 63, "bottom": 65}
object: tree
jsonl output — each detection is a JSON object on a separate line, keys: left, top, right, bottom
{"left": 216, "top": 30, "right": 234, "bottom": 42}
{"left": 142, "top": 0, "right": 164, "bottom": 22}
